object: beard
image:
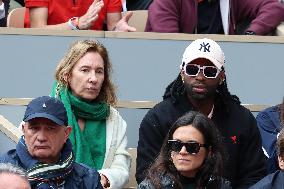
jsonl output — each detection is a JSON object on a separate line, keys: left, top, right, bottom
{"left": 184, "top": 82, "right": 217, "bottom": 101}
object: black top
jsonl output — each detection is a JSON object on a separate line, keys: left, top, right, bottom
{"left": 137, "top": 175, "right": 232, "bottom": 189}
{"left": 197, "top": 0, "right": 224, "bottom": 34}
{"left": 15, "top": 0, "right": 24, "bottom": 6}
{"left": 126, "top": 0, "right": 152, "bottom": 10}
{"left": 0, "top": 0, "right": 10, "bottom": 27}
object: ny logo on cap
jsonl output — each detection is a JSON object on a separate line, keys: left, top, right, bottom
{"left": 43, "top": 103, "right": 47, "bottom": 108}
{"left": 199, "top": 42, "right": 210, "bottom": 52}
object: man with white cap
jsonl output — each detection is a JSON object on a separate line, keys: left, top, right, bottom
{"left": 0, "top": 96, "right": 103, "bottom": 189}
{"left": 136, "top": 38, "right": 267, "bottom": 188}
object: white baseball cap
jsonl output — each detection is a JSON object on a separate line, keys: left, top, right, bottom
{"left": 181, "top": 38, "right": 225, "bottom": 70}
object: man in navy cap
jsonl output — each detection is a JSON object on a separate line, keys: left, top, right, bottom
{"left": 0, "top": 96, "right": 103, "bottom": 189}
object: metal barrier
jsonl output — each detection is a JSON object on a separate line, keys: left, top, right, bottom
{"left": 0, "top": 97, "right": 270, "bottom": 189}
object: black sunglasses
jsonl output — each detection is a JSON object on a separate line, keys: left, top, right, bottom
{"left": 168, "top": 140, "right": 208, "bottom": 154}
{"left": 184, "top": 64, "right": 221, "bottom": 79}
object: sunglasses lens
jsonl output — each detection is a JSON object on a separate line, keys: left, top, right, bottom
{"left": 169, "top": 141, "right": 201, "bottom": 154}
{"left": 185, "top": 64, "right": 199, "bottom": 76}
{"left": 170, "top": 141, "right": 183, "bottom": 152}
{"left": 185, "top": 142, "right": 200, "bottom": 154}
{"left": 204, "top": 67, "right": 218, "bottom": 78}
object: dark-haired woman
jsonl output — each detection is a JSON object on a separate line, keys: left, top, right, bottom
{"left": 138, "top": 111, "right": 231, "bottom": 189}
{"left": 257, "top": 98, "right": 284, "bottom": 173}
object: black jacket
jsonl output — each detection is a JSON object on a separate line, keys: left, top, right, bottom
{"left": 249, "top": 170, "right": 284, "bottom": 189}
{"left": 138, "top": 176, "right": 232, "bottom": 189}
{"left": 126, "top": 0, "right": 152, "bottom": 10}
{"left": 136, "top": 80, "right": 267, "bottom": 189}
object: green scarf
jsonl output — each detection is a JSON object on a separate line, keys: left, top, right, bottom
{"left": 51, "top": 82, "right": 110, "bottom": 169}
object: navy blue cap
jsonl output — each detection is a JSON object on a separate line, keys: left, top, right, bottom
{"left": 23, "top": 96, "right": 68, "bottom": 126}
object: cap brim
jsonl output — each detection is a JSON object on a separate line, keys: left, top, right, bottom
{"left": 23, "top": 113, "right": 65, "bottom": 126}
{"left": 186, "top": 54, "right": 223, "bottom": 70}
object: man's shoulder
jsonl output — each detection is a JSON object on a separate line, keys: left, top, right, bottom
{"left": 0, "top": 149, "right": 25, "bottom": 170}
{"left": 0, "top": 149, "right": 21, "bottom": 165}
{"left": 226, "top": 99, "right": 253, "bottom": 116}
{"left": 215, "top": 99, "right": 256, "bottom": 125}
{"left": 148, "top": 97, "right": 186, "bottom": 115}
{"left": 249, "top": 170, "right": 283, "bottom": 189}
{"left": 142, "top": 98, "right": 182, "bottom": 124}
{"left": 256, "top": 105, "right": 280, "bottom": 120}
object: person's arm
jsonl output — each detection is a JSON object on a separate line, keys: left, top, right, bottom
{"left": 29, "top": 0, "right": 104, "bottom": 29}
{"left": 107, "top": 12, "right": 136, "bottom": 31}
{"left": 0, "top": 0, "right": 5, "bottom": 20}
{"left": 237, "top": 0, "right": 284, "bottom": 35}
{"left": 146, "top": 0, "right": 181, "bottom": 32}
{"left": 256, "top": 108, "right": 280, "bottom": 173}
{"left": 98, "top": 108, "right": 131, "bottom": 189}
{"left": 236, "top": 110, "right": 267, "bottom": 189}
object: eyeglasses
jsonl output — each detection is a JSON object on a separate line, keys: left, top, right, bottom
{"left": 168, "top": 140, "right": 208, "bottom": 154}
{"left": 184, "top": 64, "right": 221, "bottom": 79}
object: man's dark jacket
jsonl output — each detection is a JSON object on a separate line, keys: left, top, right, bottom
{"left": 136, "top": 83, "right": 267, "bottom": 189}
{"left": 249, "top": 170, "right": 284, "bottom": 189}
{"left": 0, "top": 149, "right": 103, "bottom": 189}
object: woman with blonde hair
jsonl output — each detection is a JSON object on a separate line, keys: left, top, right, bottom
{"left": 51, "top": 39, "right": 130, "bottom": 189}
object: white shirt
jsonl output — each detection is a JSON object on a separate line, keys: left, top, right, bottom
{"left": 0, "top": 2, "right": 5, "bottom": 20}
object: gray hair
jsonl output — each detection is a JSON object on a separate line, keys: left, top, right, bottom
{"left": 0, "top": 163, "right": 27, "bottom": 178}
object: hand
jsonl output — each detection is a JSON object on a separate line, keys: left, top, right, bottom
{"left": 100, "top": 174, "right": 110, "bottom": 188}
{"left": 78, "top": 0, "right": 104, "bottom": 30}
{"left": 114, "top": 11, "right": 137, "bottom": 32}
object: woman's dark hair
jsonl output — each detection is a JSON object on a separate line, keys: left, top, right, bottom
{"left": 280, "top": 97, "right": 284, "bottom": 123}
{"left": 145, "top": 111, "right": 225, "bottom": 189}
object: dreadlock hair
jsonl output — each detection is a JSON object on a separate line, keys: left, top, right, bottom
{"left": 215, "top": 73, "right": 240, "bottom": 105}
{"left": 145, "top": 111, "right": 225, "bottom": 189}
{"left": 163, "top": 74, "right": 184, "bottom": 103}
{"left": 163, "top": 69, "right": 240, "bottom": 112}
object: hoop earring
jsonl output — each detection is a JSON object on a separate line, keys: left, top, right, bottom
{"left": 219, "top": 79, "right": 225, "bottom": 85}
